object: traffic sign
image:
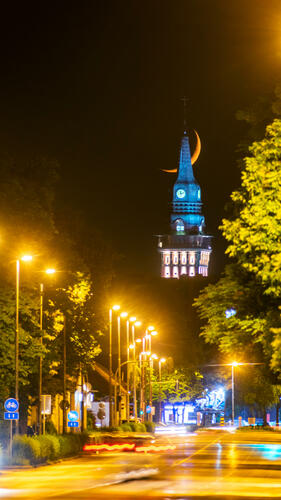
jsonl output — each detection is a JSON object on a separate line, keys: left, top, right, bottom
{"left": 4, "top": 398, "right": 19, "bottom": 412}
{"left": 67, "top": 410, "right": 79, "bottom": 422}
{"left": 4, "top": 412, "right": 19, "bottom": 420}
{"left": 68, "top": 421, "right": 79, "bottom": 428}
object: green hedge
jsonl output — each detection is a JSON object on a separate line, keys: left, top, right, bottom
{"left": 12, "top": 432, "right": 89, "bottom": 465}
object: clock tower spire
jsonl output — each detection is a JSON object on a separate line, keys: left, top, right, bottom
{"left": 157, "top": 112, "right": 212, "bottom": 279}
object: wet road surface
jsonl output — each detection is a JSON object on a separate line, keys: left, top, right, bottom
{"left": 2, "top": 429, "right": 281, "bottom": 499}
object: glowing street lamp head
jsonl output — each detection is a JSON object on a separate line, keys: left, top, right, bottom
{"left": 151, "top": 354, "right": 158, "bottom": 360}
{"left": 130, "top": 316, "right": 137, "bottom": 322}
{"left": 136, "top": 338, "right": 142, "bottom": 343}
{"left": 45, "top": 268, "right": 56, "bottom": 275}
{"left": 147, "top": 325, "right": 155, "bottom": 332}
{"left": 135, "top": 321, "right": 142, "bottom": 327}
{"left": 112, "top": 305, "right": 120, "bottom": 311}
{"left": 151, "top": 330, "right": 158, "bottom": 336}
{"left": 120, "top": 312, "right": 128, "bottom": 318}
{"left": 21, "top": 255, "right": 33, "bottom": 262}
{"left": 232, "top": 361, "right": 239, "bottom": 367}
{"left": 129, "top": 344, "right": 135, "bottom": 349}
{"left": 160, "top": 358, "right": 166, "bottom": 364}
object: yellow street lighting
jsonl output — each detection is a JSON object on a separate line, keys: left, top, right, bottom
{"left": 112, "top": 304, "right": 120, "bottom": 311}
{"left": 145, "top": 334, "right": 150, "bottom": 339}
{"left": 232, "top": 361, "right": 239, "bottom": 367}
{"left": 129, "top": 344, "right": 135, "bottom": 349}
{"left": 21, "top": 254, "right": 33, "bottom": 262}
{"left": 151, "top": 330, "right": 158, "bottom": 336}
{"left": 147, "top": 325, "right": 155, "bottom": 331}
{"left": 151, "top": 354, "right": 158, "bottom": 360}
{"left": 135, "top": 321, "right": 142, "bottom": 327}
{"left": 136, "top": 338, "right": 142, "bottom": 343}
{"left": 120, "top": 312, "right": 128, "bottom": 318}
{"left": 130, "top": 316, "right": 137, "bottom": 322}
{"left": 45, "top": 268, "right": 56, "bottom": 275}
{"left": 160, "top": 358, "right": 166, "bottom": 364}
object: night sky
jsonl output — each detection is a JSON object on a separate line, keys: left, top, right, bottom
{"left": 0, "top": 1, "right": 281, "bottom": 276}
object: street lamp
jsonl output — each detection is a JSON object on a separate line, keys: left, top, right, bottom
{"left": 130, "top": 320, "right": 141, "bottom": 420}
{"left": 159, "top": 358, "right": 166, "bottom": 423}
{"left": 109, "top": 304, "right": 120, "bottom": 426}
{"left": 206, "top": 361, "right": 262, "bottom": 426}
{"left": 15, "top": 255, "right": 33, "bottom": 432}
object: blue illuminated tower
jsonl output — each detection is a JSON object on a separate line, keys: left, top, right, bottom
{"left": 158, "top": 127, "right": 212, "bottom": 278}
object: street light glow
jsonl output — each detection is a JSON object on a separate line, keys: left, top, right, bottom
{"left": 135, "top": 321, "right": 142, "bottom": 327}
{"left": 136, "top": 338, "right": 141, "bottom": 343}
{"left": 21, "top": 255, "right": 33, "bottom": 262}
{"left": 147, "top": 325, "right": 155, "bottom": 331}
{"left": 160, "top": 358, "right": 166, "bottom": 363}
{"left": 120, "top": 312, "right": 128, "bottom": 318}
{"left": 129, "top": 316, "right": 137, "bottom": 322}
{"left": 45, "top": 268, "right": 56, "bottom": 274}
{"left": 129, "top": 344, "right": 135, "bottom": 349}
{"left": 151, "top": 330, "right": 158, "bottom": 336}
{"left": 112, "top": 305, "right": 120, "bottom": 311}
{"left": 151, "top": 354, "right": 158, "bottom": 359}
{"left": 232, "top": 361, "right": 239, "bottom": 367}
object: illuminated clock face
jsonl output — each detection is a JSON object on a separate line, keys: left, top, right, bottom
{"left": 176, "top": 189, "right": 186, "bottom": 199}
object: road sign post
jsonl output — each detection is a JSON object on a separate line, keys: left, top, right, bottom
{"left": 67, "top": 410, "right": 79, "bottom": 430}
{"left": 4, "top": 399, "right": 19, "bottom": 459}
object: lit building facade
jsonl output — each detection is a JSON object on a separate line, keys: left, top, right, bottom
{"left": 158, "top": 129, "right": 212, "bottom": 278}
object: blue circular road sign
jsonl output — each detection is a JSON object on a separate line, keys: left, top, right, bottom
{"left": 67, "top": 410, "right": 79, "bottom": 422}
{"left": 4, "top": 398, "right": 19, "bottom": 412}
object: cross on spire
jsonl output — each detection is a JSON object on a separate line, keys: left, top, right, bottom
{"left": 181, "top": 96, "right": 189, "bottom": 132}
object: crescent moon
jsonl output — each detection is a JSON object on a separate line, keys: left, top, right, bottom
{"left": 162, "top": 130, "right": 201, "bottom": 173}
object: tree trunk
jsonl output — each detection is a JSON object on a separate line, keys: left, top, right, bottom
{"left": 263, "top": 408, "right": 267, "bottom": 426}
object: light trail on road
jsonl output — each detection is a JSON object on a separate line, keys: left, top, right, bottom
{"left": 2, "top": 430, "right": 281, "bottom": 498}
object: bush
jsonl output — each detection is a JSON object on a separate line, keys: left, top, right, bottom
{"left": 129, "top": 422, "right": 146, "bottom": 433}
{"left": 37, "top": 435, "right": 60, "bottom": 461}
{"left": 120, "top": 423, "right": 132, "bottom": 432}
{"left": 143, "top": 421, "right": 155, "bottom": 433}
{"left": 12, "top": 435, "right": 41, "bottom": 465}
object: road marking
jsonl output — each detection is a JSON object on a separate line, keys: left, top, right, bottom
{"left": 171, "top": 433, "right": 223, "bottom": 468}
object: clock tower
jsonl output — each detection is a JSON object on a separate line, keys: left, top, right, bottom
{"left": 157, "top": 127, "right": 212, "bottom": 278}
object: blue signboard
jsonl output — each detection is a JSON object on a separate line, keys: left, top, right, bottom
{"left": 68, "top": 421, "right": 79, "bottom": 428}
{"left": 146, "top": 405, "right": 151, "bottom": 414}
{"left": 4, "top": 412, "right": 19, "bottom": 420}
{"left": 4, "top": 398, "right": 19, "bottom": 412}
{"left": 67, "top": 410, "right": 79, "bottom": 422}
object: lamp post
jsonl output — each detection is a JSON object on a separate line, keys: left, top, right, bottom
{"left": 159, "top": 358, "right": 166, "bottom": 423}
{"left": 38, "top": 268, "right": 56, "bottom": 435}
{"left": 129, "top": 320, "right": 141, "bottom": 420}
{"left": 109, "top": 305, "right": 120, "bottom": 426}
{"left": 15, "top": 255, "right": 33, "bottom": 433}
{"left": 206, "top": 361, "right": 262, "bottom": 426}
{"left": 149, "top": 354, "right": 158, "bottom": 422}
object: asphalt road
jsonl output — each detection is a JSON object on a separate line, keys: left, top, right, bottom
{"left": 2, "top": 429, "right": 281, "bottom": 499}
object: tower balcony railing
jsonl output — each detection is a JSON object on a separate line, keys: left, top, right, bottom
{"left": 158, "top": 233, "right": 212, "bottom": 250}
{"left": 171, "top": 202, "right": 202, "bottom": 213}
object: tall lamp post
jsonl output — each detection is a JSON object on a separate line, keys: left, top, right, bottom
{"left": 109, "top": 305, "right": 120, "bottom": 426}
{"left": 159, "top": 358, "right": 166, "bottom": 423}
{"left": 15, "top": 255, "right": 33, "bottom": 433}
{"left": 206, "top": 361, "right": 262, "bottom": 426}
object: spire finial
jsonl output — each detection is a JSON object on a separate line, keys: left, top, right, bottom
{"left": 181, "top": 96, "right": 189, "bottom": 133}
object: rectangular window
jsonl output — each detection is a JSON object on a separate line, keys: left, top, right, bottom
{"left": 189, "top": 252, "right": 195, "bottom": 265}
{"left": 181, "top": 252, "right": 187, "bottom": 264}
{"left": 173, "top": 266, "right": 179, "bottom": 278}
{"left": 181, "top": 266, "right": 187, "bottom": 275}
{"left": 164, "top": 266, "right": 170, "bottom": 278}
{"left": 172, "top": 252, "right": 178, "bottom": 265}
{"left": 164, "top": 253, "right": 170, "bottom": 265}
{"left": 189, "top": 266, "right": 195, "bottom": 277}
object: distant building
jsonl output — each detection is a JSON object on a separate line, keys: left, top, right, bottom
{"left": 158, "top": 125, "right": 212, "bottom": 278}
